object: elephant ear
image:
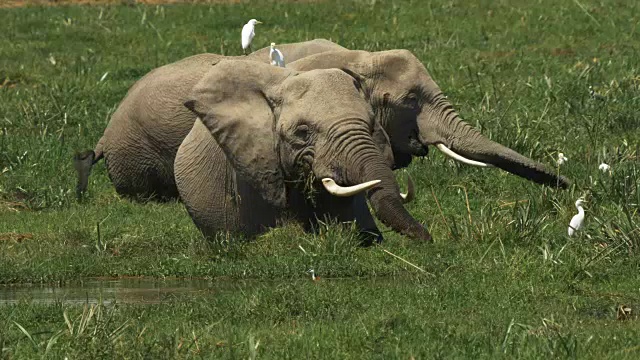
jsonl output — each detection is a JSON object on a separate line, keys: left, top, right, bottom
{"left": 184, "top": 59, "right": 291, "bottom": 208}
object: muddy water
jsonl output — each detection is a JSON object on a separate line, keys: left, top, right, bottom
{"left": 0, "top": 278, "right": 231, "bottom": 305}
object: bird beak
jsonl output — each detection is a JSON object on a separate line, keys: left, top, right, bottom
{"left": 256, "top": 21, "right": 263, "bottom": 24}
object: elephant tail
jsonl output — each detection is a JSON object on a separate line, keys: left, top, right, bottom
{"left": 73, "top": 137, "right": 105, "bottom": 200}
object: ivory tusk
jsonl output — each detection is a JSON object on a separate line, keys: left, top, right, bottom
{"left": 435, "top": 143, "right": 494, "bottom": 168}
{"left": 321, "top": 178, "right": 381, "bottom": 197}
{"left": 400, "top": 173, "right": 415, "bottom": 204}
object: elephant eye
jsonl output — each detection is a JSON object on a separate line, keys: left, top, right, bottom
{"left": 405, "top": 93, "right": 419, "bottom": 108}
{"left": 294, "top": 125, "right": 311, "bottom": 142}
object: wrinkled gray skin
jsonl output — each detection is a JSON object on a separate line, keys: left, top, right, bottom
{"left": 176, "top": 46, "right": 569, "bottom": 242}
{"left": 176, "top": 60, "right": 425, "bottom": 243}
{"left": 74, "top": 39, "right": 346, "bottom": 201}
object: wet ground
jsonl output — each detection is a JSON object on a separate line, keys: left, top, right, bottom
{"left": 0, "top": 278, "right": 227, "bottom": 305}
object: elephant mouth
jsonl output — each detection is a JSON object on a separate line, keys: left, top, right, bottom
{"left": 409, "top": 137, "right": 429, "bottom": 157}
{"left": 391, "top": 140, "right": 427, "bottom": 170}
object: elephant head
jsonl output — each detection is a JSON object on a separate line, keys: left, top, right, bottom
{"left": 289, "top": 49, "right": 571, "bottom": 188}
{"left": 183, "top": 59, "right": 432, "bottom": 241}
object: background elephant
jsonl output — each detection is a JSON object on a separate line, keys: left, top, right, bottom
{"left": 175, "top": 59, "right": 431, "bottom": 242}
{"left": 74, "top": 39, "right": 347, "bottom": 201}
{"left": 176, "top": 47, "right": 569, "bottom": 242}
{"left": 289, "top": 49, "right": 571, "bottom": 187}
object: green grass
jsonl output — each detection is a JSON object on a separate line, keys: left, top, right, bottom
{"left": 1, "top": 0, "right": 639, "bottom": 358}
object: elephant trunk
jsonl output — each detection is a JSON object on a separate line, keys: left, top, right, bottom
{"left": 419, "top": 93, "right": 570, "bottom": 188}
{"left": 350, "top": 150, "right": 432, "bottom": 241}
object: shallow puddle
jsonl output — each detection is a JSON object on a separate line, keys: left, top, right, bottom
{"left": 0, "top": 278, "right": 230, "bottom": 305}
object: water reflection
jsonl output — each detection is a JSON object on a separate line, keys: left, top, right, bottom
{"left": 0, "top": 278, "right": 223, "bottom": 305}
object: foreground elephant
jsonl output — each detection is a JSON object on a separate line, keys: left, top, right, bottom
{"left": 176, "top": 59, "right": 431, "bottom": 242}
{"left": 176, "top": 47, "right": 570, "bottom": 241}
{"left": 74, "top": 39, "right": 346, "bottom": 200}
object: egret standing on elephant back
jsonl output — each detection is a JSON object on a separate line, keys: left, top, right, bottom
{"left": 270, "top": 42, "right": 285, "bottom": 67}
{"left": 241, "top": 19, "right": 262, "bottom": 55}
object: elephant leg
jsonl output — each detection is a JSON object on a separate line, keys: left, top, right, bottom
{"left": 104, "top": 151, "right": 178, "bottom": 202}
{"left": 105, "top": 140, "right": 178, "bottom": 202}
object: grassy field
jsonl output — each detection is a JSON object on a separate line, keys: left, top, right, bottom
{"left": 1, "top": 0, "right": 639, "bottom": 358}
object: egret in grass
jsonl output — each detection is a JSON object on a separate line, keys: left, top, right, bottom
{"left": 269, "top": 42, "right": 285, "bottom": 67}
{"left": 568, "top": 199, "right": 586, "bottom": 237}
{"left": 557, "top": 152, "right": 568, "bottom": 165}
{"left": 241, "top": 19, "right": 262, "bottom": 55}
{"left": 599, "top": 163, "right": 610, "bottom": 172}
{"left": 307, "top": 269, "right": 319, "bottom": 281}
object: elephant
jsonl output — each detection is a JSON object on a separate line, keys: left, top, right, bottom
{"left": 175, "top": 59, "right": 431, "bottom": 242}
{"left": 74, "top": 39, "right": 347, "bottom": 201}
{"left": 289, "top": 49, "right": 571, "bottom": 187}
{"left": 175, "top": 47, "right": 570, "bottom": 242}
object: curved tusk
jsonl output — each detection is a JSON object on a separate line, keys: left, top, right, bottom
{"left": 436, "top": 143, "right": 494, "bottom": 168}
{"left": 321, "top": 178, "right": 381, "bottom": 197}
{"left": 399, "top": 173, "right": 415, "bottom": 204}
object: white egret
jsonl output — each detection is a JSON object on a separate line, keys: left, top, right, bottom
{"left": 598, "top": 163, "right": 610, "bottom": 172}
{"left": 557, "top": 152, "right": 568, "bottom": 165}
{"left": 269, "top": 42, "right": 285, "bottom": 67}
{"left": 241, "top": 19, "right": 262, "bottom": 55}
{"left": 568, "top": 199, "right": 585, "bottom": 237}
